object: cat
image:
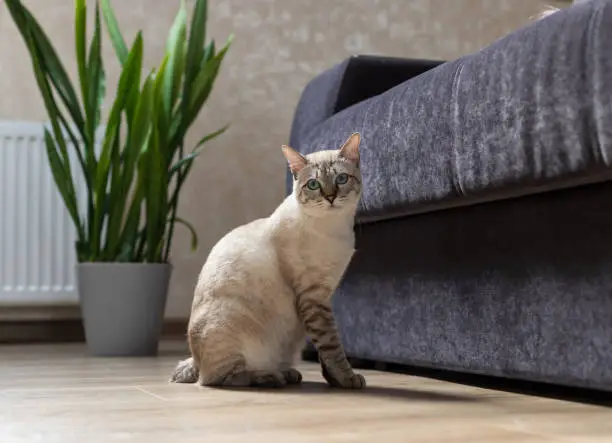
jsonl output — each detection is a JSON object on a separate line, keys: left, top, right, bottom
{"left": 170, "top": 133, "right": 366, "bottom": 389}
{"left": 532, "top": 6, "right": 560, "bottom": 20}
{"left": 532, "top": 0, "right": 589, "bottom": 20}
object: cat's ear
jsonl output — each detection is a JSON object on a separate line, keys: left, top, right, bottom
{"left": 281, "top": 145, "right": 308, "bottom": 176}
{"left": 339, "top": 132, "right": 361, "bottom": 165}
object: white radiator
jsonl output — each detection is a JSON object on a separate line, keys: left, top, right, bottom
{"left": 0, "top": 120, "right": 87, "bottom": 306}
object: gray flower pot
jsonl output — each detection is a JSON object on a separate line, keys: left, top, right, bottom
{"left": 76, "top": 262, "right": 172, "bottom": 357}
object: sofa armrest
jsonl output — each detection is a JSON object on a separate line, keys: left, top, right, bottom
{"left": 288, "top": 0, "right": 612, "bottom": 223}
{"left": 287, "top": 55, "right": 444, "bottom": 193}
{"left": 288, "top": 55, "right": 445, "bottom": 148}
{"left": 333, "top": 55, "right": 445, "bottom": 114}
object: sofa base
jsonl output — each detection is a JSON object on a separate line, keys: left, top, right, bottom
{"left": 325, "top": 181, "right": 612, "bottom": 392}
{"left": 301, "top": 345, "right": 612, "bottom": 406}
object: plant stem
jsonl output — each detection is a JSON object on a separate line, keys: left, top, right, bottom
{"left": 163, "top": 143, "right": 185, "bottom": 262}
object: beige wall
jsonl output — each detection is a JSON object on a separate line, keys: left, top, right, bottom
{"left": 0, "top": 0, "right": 565, "bottom": 318}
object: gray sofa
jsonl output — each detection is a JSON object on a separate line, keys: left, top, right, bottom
{"left": 287, "top": 0, "right": 612, "bottom": 392}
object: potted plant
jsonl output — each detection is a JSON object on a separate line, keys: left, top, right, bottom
{"left": 6, "top": 0, "right": 232, "bottom": 356}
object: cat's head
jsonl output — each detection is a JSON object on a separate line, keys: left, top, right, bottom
{"left": 282, "top": 133, "right": 362, "bottom": 216}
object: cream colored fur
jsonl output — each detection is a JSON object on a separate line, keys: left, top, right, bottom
{"left": 171, "top": 134, "right": 365, "bottom": 388}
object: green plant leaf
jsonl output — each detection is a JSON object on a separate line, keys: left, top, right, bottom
{"left": 186, "top": 34, "right": 233, "bottom": 127}
{"left": 56, "top": 111, "right": 86, "bottom": 175}
{"left": 166, "top": 37, "right": 230, "bottom": 150}
{"left": 21, "top": 7, "right": 87, "bottom": 137}
{"left": 100, "top": 0, "right": 128, "bottom": 65}
{"left": 86, "top": 3, "right": 106, "bottom": 150}
{"left": 177, "top": 0, "right": 208, "bottom": 140}
{"left": 121, "top": 31, "right": 145, "bottom": 125}
{"left": 43, "top": 130, "right": 84, "bottom": 239}
{"left": 5, "top": 0, "right": 88, "bottom": 248}
{"left": 105, "top": 74, "right": 154, "bottom": 258}
{"left": 75, "top": 0, "right": 88, "bottom": 111}
{"left": 183, "top": 0, "right": 207, "bottom": 92}
{"left": 9, "top": 0, "right": 232, "bottom": 264}
{"left": 152, "top": 55, "right": 171, "bottom": 159}
{"left": 168, "top": 124, "right": 228, "bottom": 176}
{"left": 172, "top": 216, "right": 198, "bottom": 251}
{"left": 28, "top": 38, "right": 73, "bottom": 196}
{"left": 73, "top": 0, "right": 97, "bottom": 233}
{"left": 102, "top": 120, "right": 123, "bottom": 260}
{"left": 139, "top": 63, "right": 169, "bottom": 262}
{"left": 92, "top": 116, "right": 120, "bottom": 258}
{"left": 91, "top": 32, "right": 143, "bottom": 258}
{"left": 193, "top": 123, "right": 229, "bottom": 151}
{"left": 163, "top": 1, "right": 187, "bottom": 116}
{"left": 11, "top": 0, "right": 92, "bottom": 244}
{"left": 163, "top": 124, "right": 229, "bottom": 262}
{"left": 117, "top": 182, "right": 145, "bottom": 261}
{"left": 202, "top": 40, "right": 215, "bottom": 64}
{"left": 141, "top": 129, "right": 166, "bottom": 262}
{"left": 163, "top": 1, "right": 232, "bottom": 262}
{"left": 6, "top": 0, "right": 87, "bottom": 143}
{"left": 128, "top": 75, "right": 155, "bottom": 162}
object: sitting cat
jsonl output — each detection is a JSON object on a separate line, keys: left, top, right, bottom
{"left": 170, "top": 133, "right": 366, "bottom": 389}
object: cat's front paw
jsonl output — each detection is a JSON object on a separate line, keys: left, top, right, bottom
{"left": 341, "top": 373, "right": 366, "bottom": 389}
{"left": 321, "top": 361, "right": 366, "bottom": 389}
{"left": 323, "top": 369, "right": 366, "bottom": 389}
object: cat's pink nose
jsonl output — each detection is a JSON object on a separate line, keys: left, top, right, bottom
{"left": 324, "top": 195, "right": 336, "bottom": 204}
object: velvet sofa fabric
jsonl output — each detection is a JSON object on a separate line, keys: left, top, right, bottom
{"left": 288, "top": 0, "right": 612, "bottom": 391}
{"left": 290, "top": 0, "right": 612, "bottom": 225}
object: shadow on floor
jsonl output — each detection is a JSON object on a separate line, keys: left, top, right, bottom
{"left": 299, "top": 348, "right": 612, "bottom": 408}
{"left": 210, "top": 380, "right": 481, "bottom": 403}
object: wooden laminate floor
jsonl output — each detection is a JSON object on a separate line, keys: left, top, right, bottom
{"left": 0, "top": 341, "right": 610, "bottom": 443}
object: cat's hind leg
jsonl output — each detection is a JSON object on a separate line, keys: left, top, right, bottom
{"left": 198, "top": 355, "right": 287, "bottom": 388}
{"left": 199, "top": 355, "right": 251, "bottom": 387}
{"left": 189, "top": 330, "right": 287, "bottom": 388}
{"left": 169, "top": 356, "right": 290, "bottom": 388}
{"left": 248, "top": 370, "right": 287, "bottom": 388}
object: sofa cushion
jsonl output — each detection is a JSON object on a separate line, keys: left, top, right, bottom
{"left": 290, "top": 0, "right": 612, "bottom": 225}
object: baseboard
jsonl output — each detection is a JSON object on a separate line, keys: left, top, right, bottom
{"left": 0, "top": 318, "right": 188, "bottom": 344}
{"left": 0, "top": 305, "right": 82, "bottom": 321}
{"left": 162, "top": 319, "right": 188, "bottom": 339}
{"left": 0, "top": 319, "right": 85, "bottom": 344}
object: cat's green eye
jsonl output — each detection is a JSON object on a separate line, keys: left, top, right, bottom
{"left": 335, "top": 173, "right": 349, "bottom": 185}
{"left": 306, "top": 179, "right": 320, "bottom": 190}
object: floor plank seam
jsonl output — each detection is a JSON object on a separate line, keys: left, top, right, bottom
{"left": 133, "top": 385, "right": 168, "bottom": 401}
